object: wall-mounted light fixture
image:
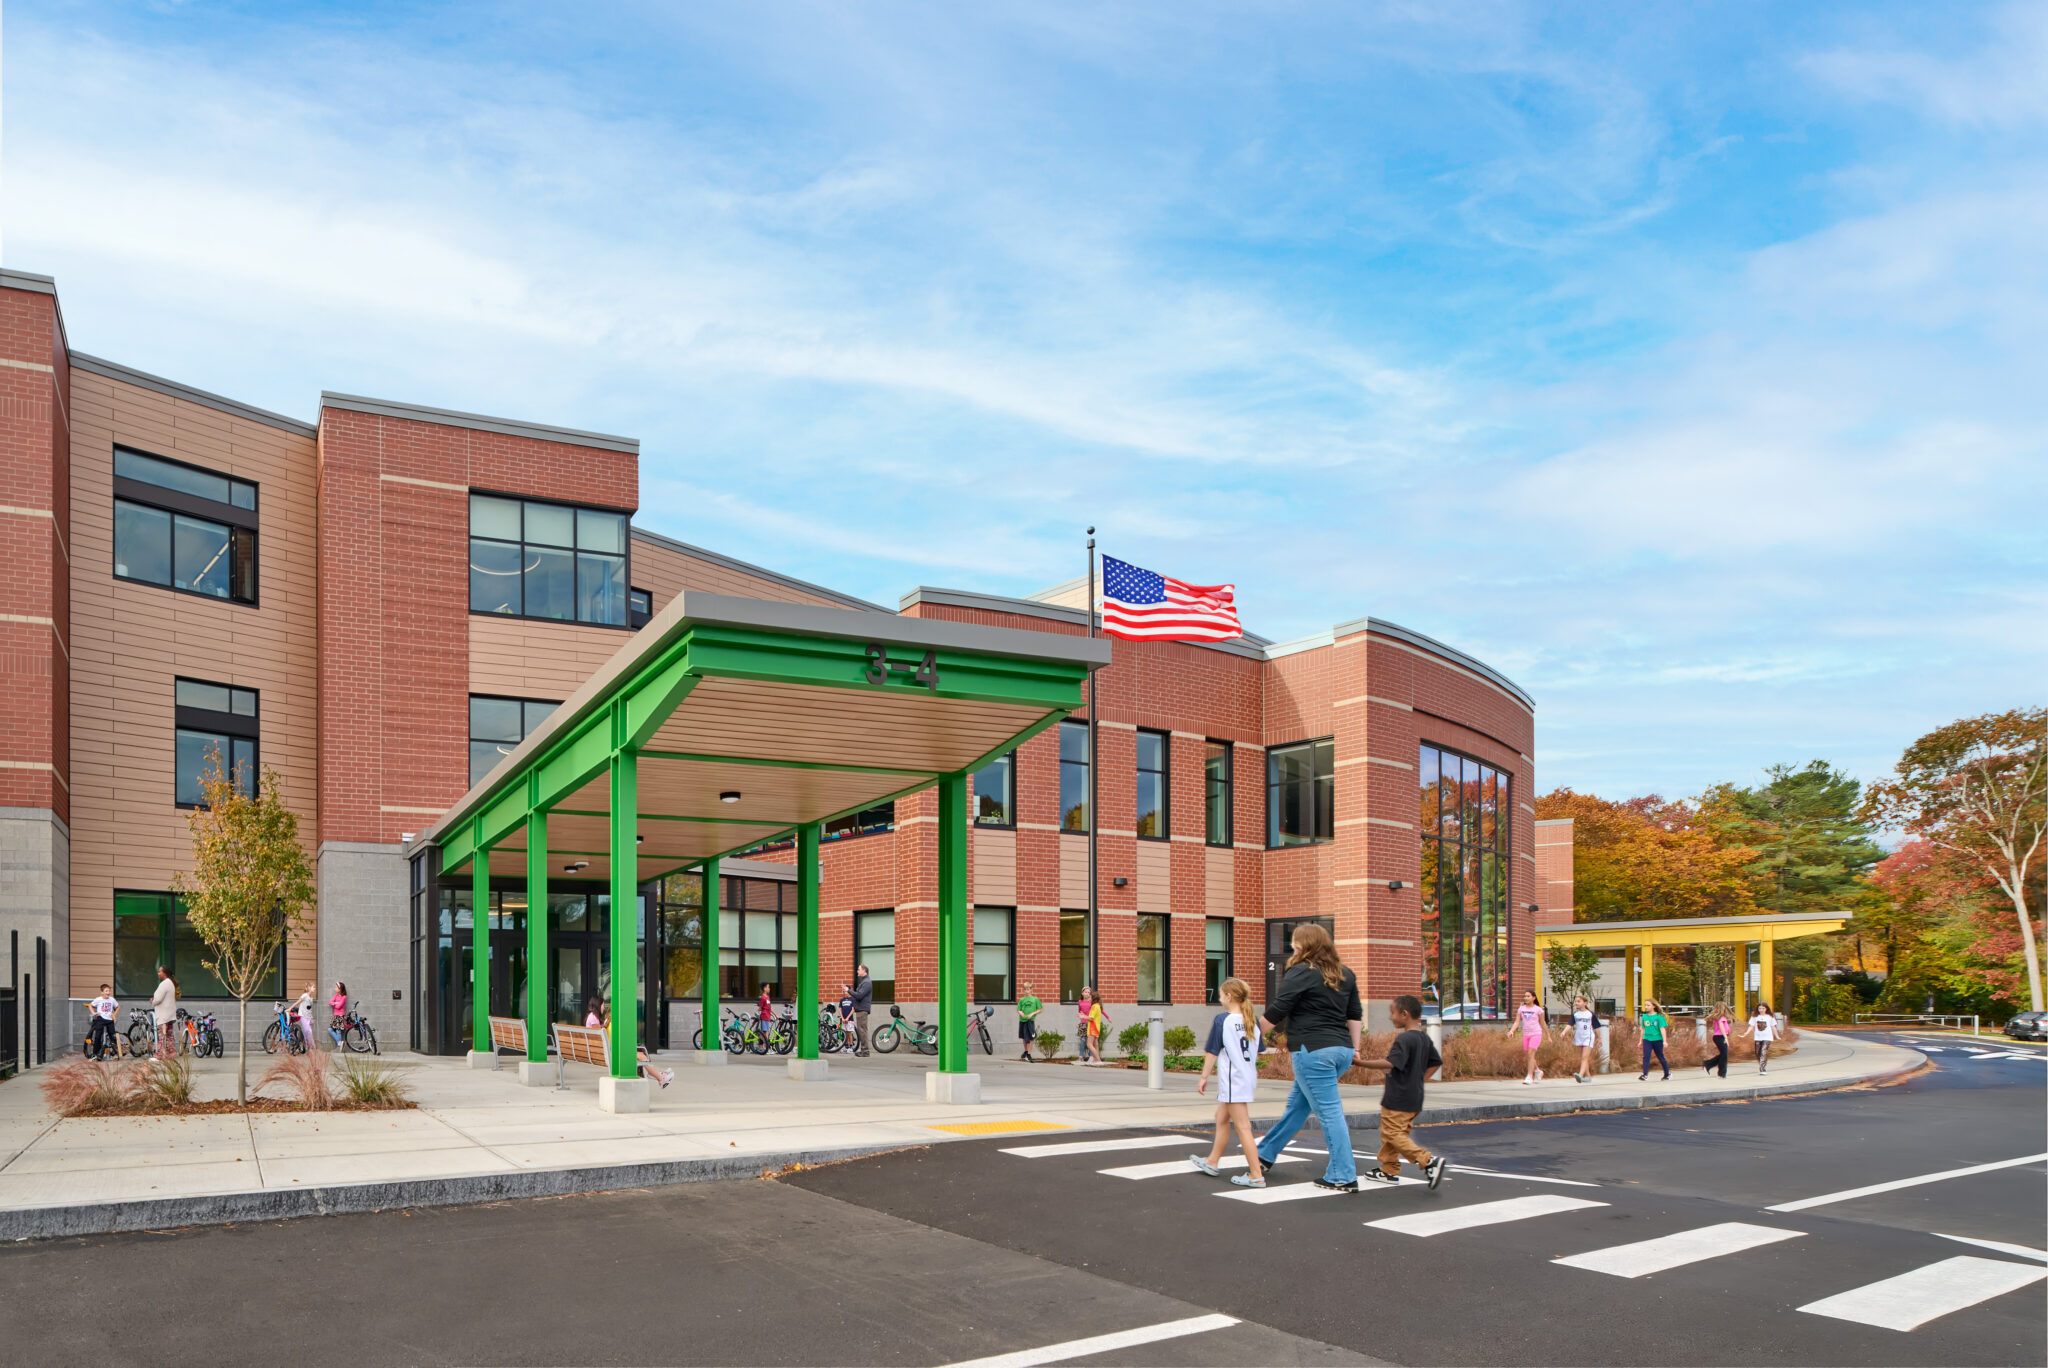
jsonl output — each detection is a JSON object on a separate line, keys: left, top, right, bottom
{"left": 1525, "top": 903, "right": 1540, "bottom": 913}
{"left": 1386, "top": 879, "right": 1406, "bottom": 892}
{"left": 1112, "top": 876, "right": 1128, "bottom": 887}
{"left": 719, "top": 791, "right": 742, "bottom": 804}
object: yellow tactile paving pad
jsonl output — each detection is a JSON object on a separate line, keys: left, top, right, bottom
{"left": 926, "top": 1119, "right": 1072, "bottom": 1136}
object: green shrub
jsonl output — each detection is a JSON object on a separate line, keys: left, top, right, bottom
{"left": 1117, "top": 1023, "right": 1150, "bottom": 1059}
{"left": 1163, "top": 1025, "right": 1197, "bottom": 1063}
{"left": 1034, "top": 1030, "right": 1065, "bottom": 1059}
{"left": 336, "top": 1057, "right": 411, "bottom": 1105}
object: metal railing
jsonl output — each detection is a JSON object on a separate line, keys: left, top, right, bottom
{"left": 1853, "top": 1012, "right": 1980, "bottom": 1036}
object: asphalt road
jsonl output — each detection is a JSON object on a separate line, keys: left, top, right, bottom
{"left": 1, "top": 1044, "right": 2040, "bottom": 1367}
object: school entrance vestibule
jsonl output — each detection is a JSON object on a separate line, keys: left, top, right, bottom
{"left": 413, "top": 592, "right": 1107, "bottom": 1110}
{"left": 1265, "top": 916, "right": 1334, "bottom": 1003}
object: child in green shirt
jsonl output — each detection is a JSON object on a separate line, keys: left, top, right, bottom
{"left": 1016, "top": 985, "right": 1042, "bottom": 1061}
{"left": 1638, "top": 1000, "right": 1671, "bottom": 1081}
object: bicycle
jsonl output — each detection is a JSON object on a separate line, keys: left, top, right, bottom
{"left": 178, "top": 1008, "right": 224, "bottom": 1058}
{"left": 767, "top": 1009, "right": 798, "bottom": 1056}
{"left": 86, "top": 1011, "right": 145, "bottom": 1061}
{"left": 123, "top": 1007, "right": 161, "bottom": 1060}
{"left": 333, "top": 1002, "right": 379, "bottom": 1054}
{"left": 969, "top": 1004, "right": 995, "bottom": 1056}
{"left": 725, "top": 1011, "right": 772, "bottom": 1056}
{"left": 872, "top": 1005, "right": 939, "bottom": 1056}
{"left": 262, "top": 1001, "right": 310, "bottom": 1055}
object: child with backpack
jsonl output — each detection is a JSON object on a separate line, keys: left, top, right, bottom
{"left": 1189, "top": 978, "right": 1266, "bottom": 1188}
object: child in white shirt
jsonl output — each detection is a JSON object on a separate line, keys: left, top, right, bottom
{"left": 1742, "top": 1002, "right": 1779, "bottom": 1073}
{"left": 1191, "top": 977, "right": 1266, "bottom": 1188}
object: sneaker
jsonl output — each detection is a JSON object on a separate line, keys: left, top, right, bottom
{"left": 1637, "top": 1073, "right": 1647, "bottom": 1081}
{"left": 1189, "top": 1156, "right": 1222, "bottom": 1177}
{"left": 1312, "top": 1177, "right": 1358, "bottom": 1193}
{"left": 1360, "top": 1169, "right": 1400, "bottom": 1186}
{"left": 1230, "top": 1172, "right": 1266, "bottom": 1188}
{"left": 1424, "top": 1156, "right": 1447, "bottom": 1190}
{"left": 1535, "top": 1068, "right": 1544, "bottom": 1081}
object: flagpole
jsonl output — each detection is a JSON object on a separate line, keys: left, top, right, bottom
{"left": 1085, "top": 527, "right": 1099, "bottom": 1001}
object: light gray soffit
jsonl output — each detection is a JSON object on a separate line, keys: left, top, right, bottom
{"left": 70, "top": 352, "right": 319, "bottom": 437}
{"left": 320, "top": 392, "right": 639, "bottom": 453}
{"left": 720, "top": 856, "right": 798, "bottom": 882}
{"left": 631, "top": 526, "right": 882, "bottom": 611}
{"left": 0, "top": 269, "right": 58, "bottom": 295}
{"left": 1336, "top": 616, "right": 1534, "bottom": 712}
{"left": 899, "top": 587, "right": 1268, "bottom": 660}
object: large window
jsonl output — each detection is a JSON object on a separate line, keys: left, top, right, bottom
{"left": 973, "top": 751, "right": 1014, "bottom": 827}
{"left": 658, "top": 871, "right": 705, "bottom": 999}
{"left": 113, "top": 447, "right": 258, "bottom": 605}
{"left": 175, "top": 678, "right": 257, "bottom": 807}
{"left": 855, "top": 910, "right": 896, "bottom": 1004}
{"left": 973, "top": 907, "right": 1014, "bottom": 1001}
{"left": 114, "top": 890, "right": 281, "bottom": 999}
{"left": 1205, "top": 918, "right": 1234, "bottom": 1003}
{"left": 1418, "top": 744, "right": 1511, "bottom": 1022}
{"left": 469, "top": 696, "right": 559, "bottom": 787}
{"left": 825, "top": 802, "right": 895, "bottom": 841}
{"left": 1204, "top": 741, "right": 1233, "bottom": 846}
{"left": 1059, "top": 720, "right": 1089, "bottom": 832}
{"left": 469, "top": 493, "right": 629, "bottom": 626}
{"left": 1267, "top": 738, "right": 1334, "bottom": 847}
{"left": 1136, "top": 914, "right": 1169, "bottom": 1002}
{"left": 629, "top": 588, "right": 653, "bottom": 629}
{"left": 1135, "top": 731, "right": 1168, "bottom": 839}
{"left": 718, "top": 875, "right": 798, "bottom": 1000}
{"left": 1059, "top": 910, "right": 1090, "bottom": 1002}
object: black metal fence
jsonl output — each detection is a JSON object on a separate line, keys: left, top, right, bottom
{"left": 0, "top": 984, "right": 16, "bottom": 1080}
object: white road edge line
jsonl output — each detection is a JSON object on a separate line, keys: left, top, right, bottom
{"left": 1765, "top": 1152, "right": 2048, "bottom": 1212}
{"left": 1451, "top": 1165, "right": 1602, "bottom": 1188}
{"left": 936, "top": 1313, "right": 1241, "bottom": 1368}
{"left": 1935, "top": 1233, "right": 2048, "bottom": 1262}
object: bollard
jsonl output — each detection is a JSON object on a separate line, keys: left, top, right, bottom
{"left": 1425, "top": 1019, "right": 1444, "bottom": 1082}
{"left": 1695, "top": 1016, "right": 1708, "bottom": 1044}
{"left": 1596, "top": 1023, "right": 1611, "bottom": 1074}
{"left": 1146, "top": 1011, "right": 1164, "bottom": 1090}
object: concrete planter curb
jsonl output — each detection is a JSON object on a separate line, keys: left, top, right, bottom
{"left": 1, "top": 1143, "right": 901, "bottom": 1243}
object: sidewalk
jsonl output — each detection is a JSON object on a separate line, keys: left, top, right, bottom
{"left": 0, "top": 1030, "right": 1922, "bottom": 1240}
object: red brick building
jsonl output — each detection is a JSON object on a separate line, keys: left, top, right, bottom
{"left": 0, "top": 268, "right": 1536, "bottom": 1058}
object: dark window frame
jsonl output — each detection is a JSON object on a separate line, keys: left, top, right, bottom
{"left": 1059, "top": 719, "right": 1090, "bottom": 834}
{"left": 1418, "top": 741, "right": 1513, "bottom": 1023}
{"left": 973, "top": 750, "right": 1016, "bottom": 829}
{"left": 1204, "top": 740, "right": 1233, "bottom": 847}
{"left": 972, "top": 905, "right": 1016, "bottom": 1003}
{"left": 717, "top": 875, "right": 798, "bottom": 1001}
{"left": 174, "top": 676, "right": 259, "bottom": 809}
{"left": 1135, "top": 729, "right": 1169, "bottom": 841}
{"left": 1204, "top": 917, "right": 1234, "bottom": 1004}
{"left": 467, "top": 488, "right": 635, "bottom": 630}
{"left": 1059, "top": 909, "right": 1091, "bottom": 1002}
{"left": 112, "top": 445, "right": 260, "bottom": 607}
{"left": 824, "top": 803, "right": 895, "bottom": 842}
{"left": 1136, "top": 912, "right": 1170, "bottom": 1004}
{"left": 469, "top": 694, "right": 561, "bottom": 789}
{"left": 855, "top": 908, "right": 896, "bottom": 1004}
{"left": 1266, "top": 736, "right": 1336, "bottom": 849}
{"left": 114, "top": 888, "right": 284, "bottom": 999}
{"left": 629, "top": 587, "right": 653, "bottom": 629}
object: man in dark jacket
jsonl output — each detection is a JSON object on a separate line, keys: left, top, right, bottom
{"left": 850, "top": 966, "right": 873, "bottom": 1057}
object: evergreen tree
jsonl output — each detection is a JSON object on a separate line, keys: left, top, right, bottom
{"left": 1702, "top": 761, "right": 1884, "bottom": 914}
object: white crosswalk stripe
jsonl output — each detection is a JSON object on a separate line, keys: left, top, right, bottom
{"left": 1100, "top": 1153, "right": 1306, "bottom": 1180}
{"left": 1367, "top": 1193, "right": 1607, "bottom": 1237}
{"left": 1219, "top": 1176, "right": 1424, "bottom": 1204}
{"left": 1555, "top": 1223, "right": 1803, "bottom": 1277}
{"left": 1798, "top": 1256, "right": 2047, "bottom": 1331}
{"left": 999, "top": 1135, "right": 1189, "bottom": 1159}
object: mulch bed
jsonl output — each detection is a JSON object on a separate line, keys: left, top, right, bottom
{"left": 63, "top": 1099, "right": 419, "bottom": 1117}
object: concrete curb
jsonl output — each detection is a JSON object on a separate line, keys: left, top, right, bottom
{"left": 0, "top": 1143, "right": 901, "bottom": 1243}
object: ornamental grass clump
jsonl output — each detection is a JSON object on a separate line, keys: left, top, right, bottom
{"left": 335, "top": 1056, "right": 410, "bottom": 1105}
{"left": 258, "top": 1051, "right": 335, "bottom": 1111}
{"left": 131, "top": 1055, "right": 195, "bottom": 1111}
{"left": 38, "top": 1055, "right": 129, "bottom": 1116}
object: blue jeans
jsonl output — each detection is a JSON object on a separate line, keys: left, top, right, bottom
{"left": 1256, "top": 1045, "right": 1357, "bottom": 1184}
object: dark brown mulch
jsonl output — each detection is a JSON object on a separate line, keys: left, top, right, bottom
{"left": 64, "top": 1099, "right": 419, "bottom": 1117}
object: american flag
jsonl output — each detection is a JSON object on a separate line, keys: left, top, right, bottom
{"left": 1099, "top": 555, "right": 1242, "bottom": 642}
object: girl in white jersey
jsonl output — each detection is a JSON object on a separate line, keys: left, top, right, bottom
{"left": 1191, "top": 978, "right": 1266, "bottom": 1188}
{"left": 1741, "top": 1001, "right": 1779, "bottom": 1073}
{"left": 1555, "top": 994, "right": 1600, "bottom": 1083}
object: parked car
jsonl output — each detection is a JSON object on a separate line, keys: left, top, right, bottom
{"left": 2003, "top": 1011, "right": 2047, "bottom": 1042}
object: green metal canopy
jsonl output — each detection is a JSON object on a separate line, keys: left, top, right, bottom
{"left": 415, "top": 591, "right": 1108, "bottom": 1095}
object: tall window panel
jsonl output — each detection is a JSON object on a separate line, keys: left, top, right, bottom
{"left": 1059, "top": 720, "right": 1090, "bottom": 832}
{"left": 114, "top": 890, "right": 281, "bottom": 998}
{"left": 855, "top": 910, "right": 896, "bottom": 1004}
{"left": 972, "top": 908, "right": 1015, "bottom": 1001}
{"left": 824, "top": 803, "right": 894, "bottom": 840}
{"left": 469, "top": 696, "right": 559, "bottom": 788}
{"left": 1204, "top": 741, "right": 1233, "bottom": 846}
{"left": 1417, "top": 743, "right": 1510, "bottom": 1021}
{"left": 1266, "top": 738, "right": 1334, "bottom": 847}
{"left": 1136, "top": 914, "right": 1169, "bottom": 1003}
{"left": 113, "top": 447, "right": 258, "bottom": 605}
{"left": 469, "top": 494, "right": 629, "bottom": 626}
{"left": 1205, "top": 918, "right": 1233, "bottom": 1003}
{"left": 1135, "top": 730, "right": 1168, "bottom": 839}
{"left": 972, "top": 751, "right": 1014, "bottom": 827}
{"left": 174, "top": 678, "right": 257, "bottom": 807}
{"left": 1059, "top": 910, "right": 1090, "bottom": 1001}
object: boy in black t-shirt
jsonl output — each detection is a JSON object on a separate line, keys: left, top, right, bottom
{"left": 1353, "top": 994, "right": 1448, "bottom": 1189}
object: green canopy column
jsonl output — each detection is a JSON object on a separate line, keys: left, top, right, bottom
{"left": 928, "top": 770, "right": 978, "bottom": 1103}
{"left": 522, "top": 808, "right": 550, "bottom": 1080}
{"left": 697, "top": 856, "right": 724, "bottom": 1066}
{"left": 600, "top": 743, "right": 648, "bottom": 1112}
{"left": 466, "top": 818, "right": 494, "bottom": 1068}
{"left": 791, "top": 824, "right": 825, "bottom": 1079}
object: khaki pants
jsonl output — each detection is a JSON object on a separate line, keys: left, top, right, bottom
{"left": 854, "top": 1010, "right": 870, "bottom": 1055}
{"left": 1378, "top": 1107, "right": 1433, "bottom": 1176}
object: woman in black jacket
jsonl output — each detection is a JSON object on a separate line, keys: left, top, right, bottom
{"left": 1252, "top": 923, "right": 1365, "bottom": 1191}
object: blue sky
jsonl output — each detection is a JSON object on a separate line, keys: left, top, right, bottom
{"left": 5, "top": 2, "right": 2042, "bottom": 802}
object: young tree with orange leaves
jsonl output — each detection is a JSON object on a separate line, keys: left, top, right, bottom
{"left": 173, "top": 749, "right": 316, "bottom": 1104}
{"left": 1863, "top": 707, "right": 2046, "bottom": 1012}
{"left": 1534, "top": 789, "right": 1758, "bottom": 922}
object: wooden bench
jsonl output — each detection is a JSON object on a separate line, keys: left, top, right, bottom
{"left": 486, "top": 1015, "right": 527, "bottom": 1064}
{"left": 548, "top": 1022, "right": 672, "bottom": 1091}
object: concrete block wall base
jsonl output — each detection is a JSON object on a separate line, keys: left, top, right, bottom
{"left": 692, "top": 1051, "right": 728, "bottom": 1067}
{"left": 925, "top": 1071, "right": 981, "bottom": 1104}
{"left": 787, "top": 1057, "right": 828, "bottom": 1082}
{"left": 465, "top": 1050, "right": 496, "bottom": 1070}
{"left": 598, "top": 1075, "right": 650, "bottom": 1113}
{"left": 517, "top": 1060, "right": 554, "bottom": 1087}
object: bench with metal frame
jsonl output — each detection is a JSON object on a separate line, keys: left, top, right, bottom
{"left": 548, "top": 1022, "right": 672, "bottom": 1093}
{"left": 486, "top": 1015, "right": 528, "bottom": 1062}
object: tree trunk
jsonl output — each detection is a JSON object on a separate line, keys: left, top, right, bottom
{"left": 237, "top": 997, "right": 250, "bottom": 1105}
{"left": 2009, "top": 884, "right": 2045, "bottom": 1013}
